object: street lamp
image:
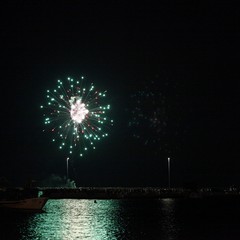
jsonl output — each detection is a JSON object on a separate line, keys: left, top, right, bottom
{"left": 168, "top": 157, "right": 171, "bottom": 188}
{"left": 66, "top": 157, "right": 69, "bottom": 180}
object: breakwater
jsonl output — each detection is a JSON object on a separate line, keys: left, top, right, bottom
{"left": 39, "top": 187, "right": 240, "bottom": 199}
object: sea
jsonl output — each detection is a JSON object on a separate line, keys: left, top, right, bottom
{"left": 1, "top": 197, "right": 240, "bottom": 240}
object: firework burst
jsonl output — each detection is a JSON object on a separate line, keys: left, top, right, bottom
{"left": 128, "top": 73, "right": 186, "bottom": 156}
{"left": 129, "top": 82, "right": 168, "bottom": 147}
{"left": 40, "top": 76, "right": 113, "bottom": 158}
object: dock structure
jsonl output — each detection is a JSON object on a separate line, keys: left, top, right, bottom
{"left": 38, "top": 187, "right": 240, "bottom": 199}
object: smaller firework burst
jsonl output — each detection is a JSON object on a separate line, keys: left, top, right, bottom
{"left": 40, "top": 76, "right": 113, "bottom": 158}
{"left": 129, "top": 86, "right": 168, "bottom": 146}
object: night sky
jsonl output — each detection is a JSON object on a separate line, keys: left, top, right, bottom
{"left": 0, "top": 1, "right": 239, "bottom": 188}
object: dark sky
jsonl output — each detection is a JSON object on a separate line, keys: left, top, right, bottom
{"left": 0, "top": 1, "right": 239, "bottom": 188}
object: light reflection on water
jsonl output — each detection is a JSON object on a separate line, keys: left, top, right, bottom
{"left": 14, "top": 199, "right": 179, "bottom": 240}
{"left": 20, "top": 200, "right": 126, "bottom": 240}
{"left": 3, "top": 198, "right": 240, "bottom": 239}
{"left": 160, "top": 198, "right": 179, "bottom": 240}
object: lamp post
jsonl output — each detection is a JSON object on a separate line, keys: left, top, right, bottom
{"left": 66, "top": 157, "right": 69, "bottom": 181}
{"left": 168, "top": 157, "right": 171, "bottom": 189}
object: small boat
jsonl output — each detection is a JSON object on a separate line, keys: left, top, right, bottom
{"left": 0, "top": 187, "right": 48, "bottom": 211}
{"left": 0, "top": 197, "right": 48, "bottom": 211}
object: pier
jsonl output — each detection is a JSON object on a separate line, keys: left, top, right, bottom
{"left": 38, "top": 187, "right": 240, "bottom": 199}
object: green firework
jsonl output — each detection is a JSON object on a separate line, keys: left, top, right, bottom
{"left": 40, "top": 76, "right": 113, "bottom": 158}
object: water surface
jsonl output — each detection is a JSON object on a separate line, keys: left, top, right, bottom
{"left": 1, "top": 198, "right": 240, "bottom": 239}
